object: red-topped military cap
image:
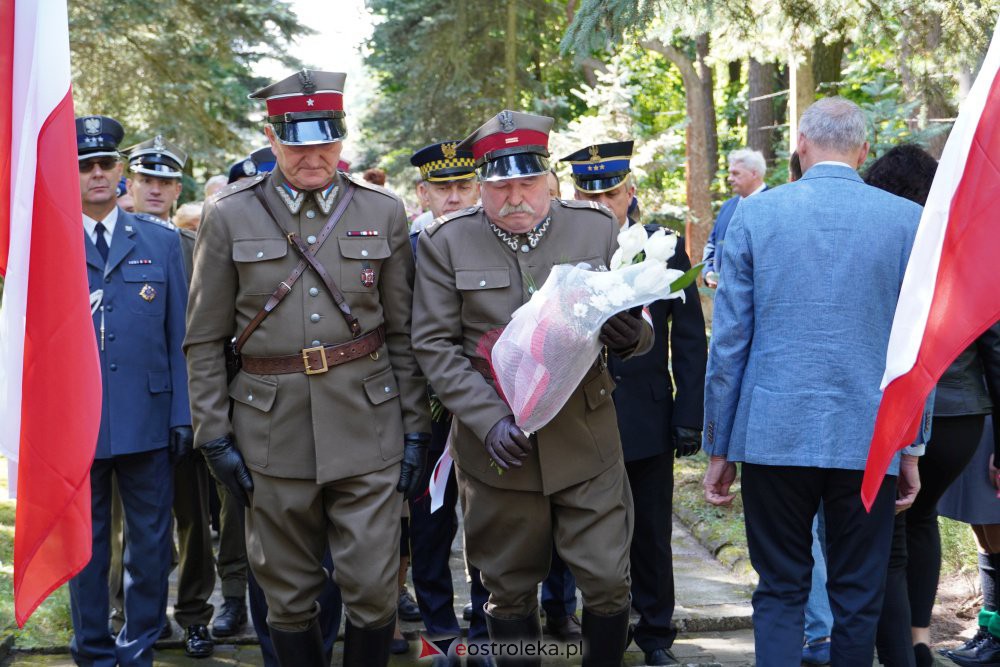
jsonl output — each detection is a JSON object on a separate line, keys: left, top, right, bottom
{"left": 458, "top": 110, "right": 554, "bottom": 181}
{"left": 250, "top": 69, "right": 347, "bottom": 145}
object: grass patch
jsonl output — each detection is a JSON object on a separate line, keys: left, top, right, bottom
{"left": 940, "top": 516, "right": 980, "bottom": 579}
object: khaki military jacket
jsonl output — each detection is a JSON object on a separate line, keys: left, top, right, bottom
{"left": 412, "top": 200, "right": 653, "bottom": 495}
{"left": 184, "top": 167, "right": 430, "bottom": 483}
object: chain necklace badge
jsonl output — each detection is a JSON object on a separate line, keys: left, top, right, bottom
{"left": 488, "top": 216, "right": 551, "bottom": 253}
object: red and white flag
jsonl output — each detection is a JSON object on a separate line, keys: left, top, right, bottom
{"left": 0, "top": 0, "right": 102, "bottom": 626}
{"left": 862, "top": 18, "right": 1000, "bottom": 509}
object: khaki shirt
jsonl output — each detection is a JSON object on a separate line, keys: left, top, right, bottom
{"left": 412, "top": 200, "right": 652, "bottom": 495}
{"left": 184, "top": 168, "right": 430, "bottom": 483}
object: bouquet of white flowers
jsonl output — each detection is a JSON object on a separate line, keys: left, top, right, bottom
{"left": 488, "top": 224, "right": 700, "bottom": 432}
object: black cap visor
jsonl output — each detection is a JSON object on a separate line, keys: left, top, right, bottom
{"left": 573, "top": 172, "right": 629, "bottom": 194}
{"left": 269, "top": 115, "right": 347, "bottom": 146}
{"left": 478, "top": 153, "right": 550, "bottom": 182}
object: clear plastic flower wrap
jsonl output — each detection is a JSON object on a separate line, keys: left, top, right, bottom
{"left": 487, "top": 227, "right": 699, "bottom": 432}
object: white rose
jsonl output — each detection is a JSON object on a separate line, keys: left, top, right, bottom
{"left": 643, "top": 228, "right": 677, "bottom": 264}
{"left": 610, "top": 223, "right": 648, "bottom": 270}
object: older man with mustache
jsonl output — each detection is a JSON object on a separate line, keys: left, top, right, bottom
{"left": 412, "top": 110, "right": 652, "bottom": 667}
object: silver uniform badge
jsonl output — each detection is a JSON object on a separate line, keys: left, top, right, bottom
{"left": 83, "top": 117, "right": 101, "bottom": 136}
{"left": 498, "top": 110, "right": 515, "bottom": 133}
{"left": 153, "top": 135, "right": 165, "bottom": 150}
{"left": 243, "top": 159, "right": 257, "bottom": 176}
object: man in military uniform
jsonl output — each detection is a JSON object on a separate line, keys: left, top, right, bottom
{"left": 184, "top": 70, "right": 431, "bottom": 667}
{"left": 70, "top": 115, "right": 190, "bottom": 667}
{"left": 412, "top": 111, "right": 652, "bottom": 666}
{"left": 562, "top": 141, "right": 707, "bottom": 666}
{"left": 103, "top": 137, "right": 216, "bottom": 658}
{"left": 407, "top": 142, "right": 493, "bottom": 665}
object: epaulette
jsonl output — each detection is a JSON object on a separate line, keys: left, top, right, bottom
{"left": 424, "top": 205, "right": 481, "bottom": 237}
{"left": 557, "top": 198, "right": 615, "bottom": 218}
{"left": 133, "top": 212, "right": 176, "bottom": 230}
{"left": 342, "top": 171, "right": 398, "bottom": 200}
{"left": 178, "top": 227, "right": 197, "bottom": 241}
{"left": 213, "top": 172, "right": 266, "bottom": 202}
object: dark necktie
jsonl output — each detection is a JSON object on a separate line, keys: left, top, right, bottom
{"left": 94, "top": 222, "right": 109, "bottom": 263}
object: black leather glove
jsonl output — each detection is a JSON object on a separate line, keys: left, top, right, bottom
{"left": 168, "top": 426, "right": 194, "bottom": 465}
{"left": 397, "top": 433, "right": 430, "bottom": 500}
{"left": 600, "top": 311, "right": 644, "bottom": 353}
{"left": 485, "top": 416, "right": 532, "bottom": 470}
{"left": 200, "top": 435, "right": 254, "bottom": 507}
{"left": 673, "top": 426, "right": 702, "bottom": 458}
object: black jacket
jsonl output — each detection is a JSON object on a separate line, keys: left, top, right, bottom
{"left": 934, "top": 319, "right": 1000, "bottom": 417}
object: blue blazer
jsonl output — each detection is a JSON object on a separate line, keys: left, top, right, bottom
{"left": 703, "top": 164, "right": 922, "bottom": 473}
{"left": 85, "top": 209, "right": 190, "bottom": 459}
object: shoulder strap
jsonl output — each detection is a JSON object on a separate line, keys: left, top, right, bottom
{"left": 233, "top": 182, "right": 357, "bottom": 352}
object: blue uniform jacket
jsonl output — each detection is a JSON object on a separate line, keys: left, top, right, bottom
{"left": 609, "top": 226, "right": 706, "bottom": 462}
{"left": 85, "top": 209, "right": 190, "bottom": 459}
{"left": 703, "top": 164, "right": 924, "bottom": 474}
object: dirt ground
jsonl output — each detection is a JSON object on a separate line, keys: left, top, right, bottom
{"left": 933, "top": 569, "right": 982, "bottom": 648}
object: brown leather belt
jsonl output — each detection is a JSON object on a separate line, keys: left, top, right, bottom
{"left": 241, "top": 326, "right": 385, "bottom": 375}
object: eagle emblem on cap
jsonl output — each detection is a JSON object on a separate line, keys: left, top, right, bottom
{"left": 243, "top": 159, "right": 257, "bottom": 176}
{"left": 298, "top": 69, "right": 317, "bottom": 94}
{"left": 498, "top": 110, "right": 515, "bottom": 133}
{"left": 441, "top": 142, "right": 458, "bottom": 159}
{"left": 153, "top": 135, "right": 165, "bottom": 150}
{"left": 589, "top": 145, "right": 601, "bottom": 162}
{"left": 83, "top": 117, "right": 102, "bottom": 136}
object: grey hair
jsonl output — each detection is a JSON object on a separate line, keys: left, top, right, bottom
{"left": 728, "top": 149, "right": 766, "bottom": 177}
{"left": 798, "top": 97, "right": 868, "bottom": 152}
{"left": 203, "top": 174, "right": 228, "bottom": 198}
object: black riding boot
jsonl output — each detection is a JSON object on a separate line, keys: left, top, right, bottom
{"left": 485, "top": 608, "right": 542, "bottom": 667}
{"left": 343, "top": 616, "right": 395, "bottom": 667}
{"left": 269, "top": 619, "right": 328, "bottom": 667}
{"left": 581, "top": 606, "right": 630, "bottom": 667}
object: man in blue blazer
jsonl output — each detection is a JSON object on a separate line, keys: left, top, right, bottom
{"left": 561, "top": 141, "right": 708, "bottom": 666}
{"left": 701, "top": 149, "right": 767, "bottom": 287}
{"left": 702, "top": 98, "right": 923, "bottom": 665}
{"left": 69, "top": 115, "right": 191, "bottom": 667}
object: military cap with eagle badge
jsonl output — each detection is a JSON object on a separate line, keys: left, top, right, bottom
{"left": 250, "top": 69, "right": 348, "bottom": 146}
{"left": 126, "top": 135, "right": 187, "bottom": 180}
{"left": 560, "top": 140, "right": 635, "bottom": 194}
{"left": 409, "top": 141, "right": 476, "bottom": 182}
{"left": 458, "top": 110, "right": 554, "bottom": 182}
{"left": 75, "top": 115, "right": 125, "bottom": 160}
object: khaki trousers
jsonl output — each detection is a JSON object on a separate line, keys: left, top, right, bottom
{"left": 246, "top": 463, "right": 402, "bottom": 631}
{"left": 458, "top": 459, "right": 633, "bottom": 619}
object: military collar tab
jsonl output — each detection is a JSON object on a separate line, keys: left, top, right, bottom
{"left": 275, "top": 180, "right": 339, "bottom": 215}
{"left": 488, "top": 216, "right": 551, "bottom": 253}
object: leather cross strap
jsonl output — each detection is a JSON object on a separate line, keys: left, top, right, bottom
{"left": 233, "top": 181, "right": 357, "bottom": 354}
{"left": 241, "top": 325, "right": 385, "bottom": 375}
{"left": 286, "top": 232, "right": 362, "bottom": 337}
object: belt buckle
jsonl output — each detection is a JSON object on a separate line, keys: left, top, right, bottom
{"left": 302, "top": 345, "right": 328, "bottom": 375}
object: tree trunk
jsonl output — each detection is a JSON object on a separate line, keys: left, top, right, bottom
{"left": 748, "top": 58, "right": 777, "bottom": 165}
{"left": 504, "top": 0, "right": 519, "bottom": 108}
{"left": 788, "top": 50, "right": 814, "bottom": 153}
{"left": 697, "top": 34, "right": 718, "bottom": 184}
{"left": 812, "top": 35, "right": 847, "bottom": 92}
{"left": 640, "top": 38, "right": 712, "bottom": 266}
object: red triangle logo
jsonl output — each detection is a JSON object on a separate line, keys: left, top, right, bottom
{"left": 418, "top": 636, "right": 445, "bottom": 658}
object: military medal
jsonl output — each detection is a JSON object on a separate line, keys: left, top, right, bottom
{"left": 139, "top": 283, "right": 157, "bottom": 302}
{"left": 360, "top": 262, "right": 375, "bottom": 288}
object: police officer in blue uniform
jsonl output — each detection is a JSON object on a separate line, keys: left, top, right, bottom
{"left": 561, "top": 141, "right": 707, "bottom": 666}
{"left": 69, "top": 115, "right": 191, "bottom": 667}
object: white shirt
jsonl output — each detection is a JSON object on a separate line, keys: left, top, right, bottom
{"left": 813, "top": 160, "right": 855, "bottom": 170}
{"left": 83, "top": 207, "right": 119, "bottom": 247}
{"left": 746, "top": 182, "right": 766, "bottom": 197}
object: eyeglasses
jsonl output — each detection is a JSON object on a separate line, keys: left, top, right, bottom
{"left": 79, "top": 157, "right": 120, "bottom": 173}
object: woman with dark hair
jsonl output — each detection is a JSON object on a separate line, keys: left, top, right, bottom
{"left": 865, "top": 145, "right": 1000, "bottom": 666}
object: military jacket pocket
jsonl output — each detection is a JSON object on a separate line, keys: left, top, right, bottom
{"left": 232, "top": 238, "right": 288, "bottom": 295}
{"left": 147, "top": 370, "right": 172, "bottom": 394}
{"left": 121, "top": 265, "right": 166, "bottom": 316}
{"left": 583, "top": 370, "right": 620, "bottom": 462}
{"left": 338, "top": 237, "right": 391, "bottom": 293}
{"left": 228, "top": 373, "right": 278, "bottom": 412}
{"left": 456, "top": 268, "right": 511, "bottom": 323}
{"left": 363, "top": 366, "right": 400, "bottom": 405}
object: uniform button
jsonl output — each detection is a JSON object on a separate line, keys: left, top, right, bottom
{"left": 311, "top": 340, "right": 321, "bottom": 346}
{"left": 528, "top": 286, "right": 535, "bottom": 294}
{"left": 614, "top": 375, "right": 622, "bottom": 382}
{"left": 307, "top": 235, "right": 317, "bottom": 244}
{"left": 109, "top": 363, "right": 118, "bottom": 371}
{"left": 384, "top": 386, "right": 391, "bottom": 393}
{"left": 105, "top": 276, "right": 111, "bottom": 283}
{"left": 599, "top": 388, "right": 607, "bottom": 396}
{"left": 310, "top": 313, "right": 321, "bottom": 323}
{"left": 520, "top": 244, "right": 530, "bottom": 253}
{"left": 247, "top": 393, "right": 254, "bottom": 402}
{"left": 309, "top": 287, "right": 320, "bottom": 297}
{"left": 361, "top": 249, "right": 369, "bottom": 257}
{"left": 105, "top": 305, "right": 113, "bottom": 312}
{"left": 107, "top": 333, "right": 116, "bottom": 342}
{"left": 479, "top": 280, "right": 487, "bottom": 287}
{"left": 306, "top": 210, "right": 316, "bottom": 219}
{"left": 256, "top": 251, "right": 264, "bottom": 258}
